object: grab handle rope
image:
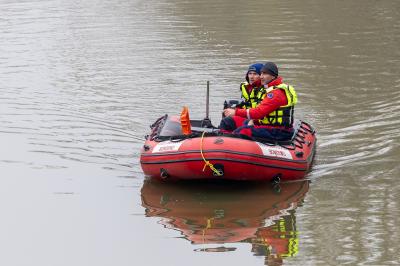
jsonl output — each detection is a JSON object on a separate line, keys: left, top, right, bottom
{"left": 200, "top": 131, "right": 223, "bottom": 176}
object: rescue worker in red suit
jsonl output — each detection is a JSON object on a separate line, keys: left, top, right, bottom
{"left": 220, "top": 62, "right": 298, "bottom": 141}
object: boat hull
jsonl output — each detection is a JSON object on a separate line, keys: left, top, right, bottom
{"left": 140, "top": 121, "right": 316, "bottom": 181}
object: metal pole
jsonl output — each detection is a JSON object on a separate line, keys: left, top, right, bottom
{"left": 206, "top": 81, "right": 210, "bottom": 119}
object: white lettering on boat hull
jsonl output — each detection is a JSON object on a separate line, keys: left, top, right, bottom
{"left": 256, "top": 142, "right": 293, "bottom": 160}
{"left": 152, "top": 141, "right": 184, "bottom": 153}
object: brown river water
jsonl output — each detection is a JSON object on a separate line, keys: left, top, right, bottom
{"left": 1, "top": 0, "right": 399, "bottom": 265}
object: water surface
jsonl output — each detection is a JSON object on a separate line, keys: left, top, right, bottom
{"left": 1, "top": 0, "right": 399, "bottom": 265}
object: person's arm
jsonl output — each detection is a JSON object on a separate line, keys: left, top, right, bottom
{"left": 235, "top": 89, "right": 288, "bottom": 119}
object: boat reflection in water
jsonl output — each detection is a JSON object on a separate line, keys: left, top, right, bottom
{"left": 141, "top": 179, "right": 309, "bottom": 265}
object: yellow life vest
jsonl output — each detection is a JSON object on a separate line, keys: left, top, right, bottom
{"left": 276, "top": 216, "right": 299, "bottom": 258}
{"left": 240, "top": 82, "right": 264, "bottom": 108}
{"left": 255, "top": 215, "right": 299, "bottom": 258}
{"left": 258, "top": 84, "right": 298, "bottom": 127}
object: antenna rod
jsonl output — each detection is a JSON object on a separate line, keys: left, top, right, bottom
{"left": 206, "top": 81, "right": 210, "bottom": 119}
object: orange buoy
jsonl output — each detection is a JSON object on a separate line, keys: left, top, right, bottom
{"left": 180, "top": 106, "right": 192, "bottom": 135}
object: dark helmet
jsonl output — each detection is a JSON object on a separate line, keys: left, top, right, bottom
{"left": 261, "top": 62, "right": 279, "bottom": 77}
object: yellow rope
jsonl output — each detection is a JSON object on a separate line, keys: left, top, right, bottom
{"left": 202, "top": 217, "right": 214, "bottom": 244}
{"left": 200, "top": 131, "right": 223, "bottom": 176}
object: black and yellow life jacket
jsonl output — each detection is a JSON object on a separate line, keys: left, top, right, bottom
{"left": 258, "top": 84, "right": 298, "bottom": 127}
{"left": 240, "top": 82, "right": 264, "bottom": 108}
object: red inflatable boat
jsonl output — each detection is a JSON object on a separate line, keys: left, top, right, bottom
{"left": 140, "top": 114, "right": 316, "bottom": 181}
